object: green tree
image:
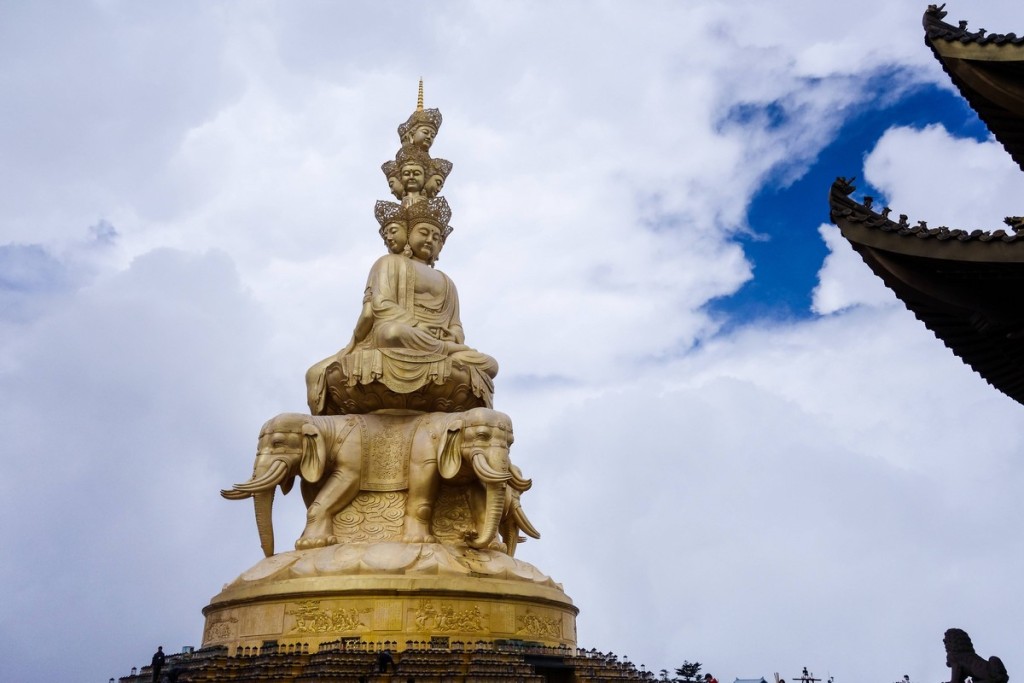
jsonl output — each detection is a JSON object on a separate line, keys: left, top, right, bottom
{"left": 676, "top": 661, "right": 703, "bottom": 682}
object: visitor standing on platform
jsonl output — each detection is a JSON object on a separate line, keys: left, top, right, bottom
{"left": 377, "top": 649, "right": 395, "bottom": 673}
{"left": 150, "top": 646, "right": 165, "bottom": 682}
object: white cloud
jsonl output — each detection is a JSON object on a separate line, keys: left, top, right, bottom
{"left": 812, "top": 224, "right": 897, "bottom": 315}
{"left": 864, "top": 124, "right": 1024, "bottom": 228}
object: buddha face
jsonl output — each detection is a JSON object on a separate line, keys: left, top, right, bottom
{"left": 401, "top": 162, "right": 426, "bottom": 194}
{"left": 381, "top": 220, "right": 407, "bottom": 254}
{"left": 424, "top": 173, "right": 445, "bottom": 198}
{"left": 408, "top": 221, "right": 442, "bottom": 264}
{"left": 387, "top": 174, "right": 404, "bottom": 200}
{"left": 407, "top": 124, "right": 436, "bottom": 151}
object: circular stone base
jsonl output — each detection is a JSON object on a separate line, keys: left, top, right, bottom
{"left": 202, "top": 543, "right": 577, "bottom": 652}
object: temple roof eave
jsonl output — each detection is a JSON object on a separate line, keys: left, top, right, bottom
{"left": 829, "top": 178, "right": 1024, "bottom": 406}
{"left": 923, "top": 6, "right": 1024, "bottom": 171}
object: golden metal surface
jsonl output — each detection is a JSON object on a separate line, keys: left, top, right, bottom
{"left": 212, "top": 89, "right": 574, "bottom": 652}
{"left": 203, "top": 545, "right": 577, "bottom": 651}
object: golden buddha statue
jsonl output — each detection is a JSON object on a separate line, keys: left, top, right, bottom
{"left": 211, "top": 84, "right": 577, "bottom": 658}
{"left": 306, "top": 197, "right": 497, "bottom": 415}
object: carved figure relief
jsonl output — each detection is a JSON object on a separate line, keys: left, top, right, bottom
{"left": 288, "top": 601, "right": 370, "bottom": 635}
{"left": 517, "top": 612, "right": 562, "bottom": 639}
{"left": 414, "top": 601, "right": 486, "bottom": 633}
{"left": 204, "top": 616, "right": 239, "bottom": 642}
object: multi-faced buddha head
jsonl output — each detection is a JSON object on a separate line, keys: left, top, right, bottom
{"left": 423, "top": 158, "right": 452, "bottom": 199}
{"left": 381, "top": 160, "right": 403, "bottom": 201}
{"left": 391, "top": 146, "right": 436, "bottom": 203}
{"left": 408, "top": 221, "right": 443, "bottom": 264}
{"left": 374, "top": 201, "right": 407, "bottom": 255}
{"left": 403, "top": 198, "right": 453, "bottom": 265}
{"left": 398, "top": 104, "right": 442, "bottom": 152}
{"left": 405, "top": 123, "right": 437, "bottom": 151}
{"left": 400, "top": 160, "right": 427, "bottom": 195}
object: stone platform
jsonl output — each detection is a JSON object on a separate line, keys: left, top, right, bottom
{"left": 202, "top": 543, "right": 577, "bottom": 653}
{"left": 119, "top": 642, "right": 651, "bottom": 682}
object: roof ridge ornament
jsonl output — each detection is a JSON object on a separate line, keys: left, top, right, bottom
{"left": 829, "top": 176, "right": 1019, "bottom": 242}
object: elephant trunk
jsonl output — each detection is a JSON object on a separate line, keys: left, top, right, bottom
{"left": 467, "top": 451, "right": 509, "bottom": 549}
{"left": 254, "top": 490, "right": 275, "bottom": 557}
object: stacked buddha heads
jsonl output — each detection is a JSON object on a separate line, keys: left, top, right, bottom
{"left": 376, "top": 81, "right": 453, "bottom": 265}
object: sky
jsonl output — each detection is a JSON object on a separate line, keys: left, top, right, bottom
{"left": 3, "top": 2, "right": 1024, "bottom": 681}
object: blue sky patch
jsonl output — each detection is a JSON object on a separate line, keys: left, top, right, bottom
{"left": 707, "top": 81, "right": 989, "bottom": 330}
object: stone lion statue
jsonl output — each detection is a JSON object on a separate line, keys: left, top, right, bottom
{"left": 944, "top": 628, "right": 1008, "bottom": 683}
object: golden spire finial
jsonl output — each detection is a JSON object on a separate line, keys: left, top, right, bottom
{"left": 417, "top": 78, "right": 424, "bottom": 112}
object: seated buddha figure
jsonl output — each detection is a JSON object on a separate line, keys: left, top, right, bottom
{"left": 306, "top": 197, "right": 498, "bottom": 415}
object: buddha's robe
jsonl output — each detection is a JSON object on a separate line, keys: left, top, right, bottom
{"left": 306, "top": 254, "right": 497, "bottom": 414}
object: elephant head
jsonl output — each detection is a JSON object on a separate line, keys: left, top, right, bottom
{"left": 221, "top": 413, "right": 344, "bottom": 557}
{"left": 437, "top": 407, "right": 517, "bottom": 550}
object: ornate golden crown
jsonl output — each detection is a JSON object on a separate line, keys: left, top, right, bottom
{"left": 398, "top": 108, "right": 442, "bottom": 140}
{"left": 374, "top": 200, "right": 402, "bottom": 230}
{"left": 394, "top": 145, "right": 433, "bottom": 172}
{"left": 431, "top": 157, "right": 453, "bottom": 181}
{"left": 403, "top": 197, "right": 453, "bottom": 240}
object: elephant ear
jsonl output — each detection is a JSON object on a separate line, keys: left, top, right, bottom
{"left": 437, "top": 419, "right": 463, "bottom": 480}
{"left": 300, "top": 422, "right": 327, "bottom": 483}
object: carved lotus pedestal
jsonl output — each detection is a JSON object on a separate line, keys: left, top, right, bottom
{"left": 320, "top": 358, "right": 492, "bottom": 414}
{"left": 202, "top": 542, "right": 577, "bottom": 653}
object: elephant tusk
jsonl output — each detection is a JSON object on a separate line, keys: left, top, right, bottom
{"left": 228, "top": 460, "right": 290, "bottom": 493}
{"left": 509, "top": 472, "right": 532, "bottom": 492}
{"left": 471, "top": 452, "right": 511, "bottom": 484}
{"left": 512, "top": 502, "right": 541, "bottom": 539}
{"left": 220, "top": 488, "right": 252, "bottom": 500}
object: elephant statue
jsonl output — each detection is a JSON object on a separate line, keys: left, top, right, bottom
{"left": 221, "top": 407, "right": 539, "bottom": 557}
